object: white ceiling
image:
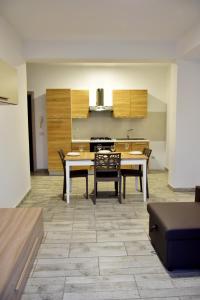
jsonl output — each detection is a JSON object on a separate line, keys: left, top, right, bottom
{"left": 1, "top": 0, "right": 200, "bottom": 62}
{"left": 1, "top": 0, "right": 200, "bottom": 42}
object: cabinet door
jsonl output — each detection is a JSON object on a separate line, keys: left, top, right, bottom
{"left": 113, "top": 90, "right": 130, "bottom": 118}
{"left": 46, "top": 89, "right": 71, "bottom": 119}
{"left": 47, "top": 119, "right": 72, "bottom": 173}
{"left": 131, "top": 142, "right": 149, "bottom": 152}
{"left": 130, "top": 90, "right": 147, "bottom": 118}
{"left": 71, "top": 90, "right": 89, "bottom": 118}
{"left": 131, "top": 142, "right": 149, "bottom": 169}
{"left": 71, "top": 142, "right": 91, "bottom": 171}
{"left": 115, "top": 142, "right": 131, "bottom": 152}
{"left": 46, "top": 89, "right": 72, "bottom": 173}
{"left": 115, "top": 142, "right": 132, "bottom": 169}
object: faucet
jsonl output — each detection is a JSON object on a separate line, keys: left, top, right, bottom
{"left": 127, "top": 128, "right": 134, "bottom": 139}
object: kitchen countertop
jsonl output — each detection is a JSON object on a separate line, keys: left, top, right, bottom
{"left": 72, "top": 139, "right": 149, "bottom": 143}
{"left": 113, "top": 139, "right": 149, "bottom": 142}
{"left": 72, "top": 139, "right": 91, "bottom": 143}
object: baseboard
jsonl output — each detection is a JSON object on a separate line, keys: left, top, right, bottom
{"left": 149, "top": 169, "right": 166, "bottom": 174}
{"left": 168, "top": 184, "right": 195, "bottom": 192}
{"left": 16, "top": 189, "right": 31, "bottom": 207}
{"left": 32, "top": 169, "right": 49, "bottom": 175}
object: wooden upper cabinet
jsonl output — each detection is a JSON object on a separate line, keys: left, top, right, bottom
{"left": 71, "top": 90, "right": 89, "bottom": 118}
{"left": 113, "top": 89, "right": 147, "bottom": 118}
{"left": 113, "top": 90, "right": 130, "bottom": 118}
{"left": 46, "top": 89, "right": 71, "bottom": 119}
{"left": 130, "top": 90, "right": 147, "bottom": 118}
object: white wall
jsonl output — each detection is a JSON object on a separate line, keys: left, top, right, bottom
{"left": 0, "top": 17, "right": 24, "bottom": 65}
{"left": 24, "top": 40, "right": 176, "bottom": 62}
{"left": 168, "top": 61, "right": 200, "bottom": 188}
{"left": 27, "top": 63, "right": 169, "bottom": 170}
{"left": 0, "top": 17, "right": 30, "bottom": 207}
{"left": 27, "top": 63, "right": 169, "bottom": 106}
{"left": 166, "top": 64, "right": 177, "bottom": 171}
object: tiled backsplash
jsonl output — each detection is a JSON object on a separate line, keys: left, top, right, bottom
{"left": 72, "top": 111, "right": 166, "bottom": 141}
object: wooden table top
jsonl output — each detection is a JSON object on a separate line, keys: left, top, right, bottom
{"left": 65, "top": 151, "right": 147, "bottom": 161}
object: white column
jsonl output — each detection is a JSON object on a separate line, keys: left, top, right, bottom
{"left": 168, "top": 61, "right": 200, "bottom": 189}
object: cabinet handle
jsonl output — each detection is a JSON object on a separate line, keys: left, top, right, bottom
{"left": 150, "top": 224, "right": 158, "bottom": 232}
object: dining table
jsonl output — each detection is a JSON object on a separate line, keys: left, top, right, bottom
{"left": 64, "top": 151, "right": 147, "bottom": 203}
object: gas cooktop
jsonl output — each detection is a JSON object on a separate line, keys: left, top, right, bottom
{"left": 90, "top": 137, "right": 112, "bottom": 140}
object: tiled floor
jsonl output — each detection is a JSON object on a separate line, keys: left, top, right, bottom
{"left": 20, "top": 172, "right": 200, "bottom": 300}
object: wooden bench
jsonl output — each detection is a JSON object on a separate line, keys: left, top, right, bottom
{"left": 0, "top": 208, "right": 44, "bottom": 300}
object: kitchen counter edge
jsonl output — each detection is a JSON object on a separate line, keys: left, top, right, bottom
{"left": 72, "top": 139, "right": 149, "bottom": 143}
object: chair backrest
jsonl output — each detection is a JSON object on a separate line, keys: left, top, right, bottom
{"left": 58, "top": 149, "right": 65, "bottom": 169}
{"left": 94, "top": 153, "right": 121, "bottom": 172}
{"left": 143, "top": 148, "right": 152, "bottom": 167}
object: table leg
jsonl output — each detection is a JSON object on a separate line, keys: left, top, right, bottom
{"left": 66, "top": 162, "right": 70, "bottom": 204}
{"left": 135, "top": 177, "right": 138, "bottom": 191}
{"left": 143, "top": 160, "right": 147, "bottom": 202}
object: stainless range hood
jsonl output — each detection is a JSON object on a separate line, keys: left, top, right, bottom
{"left": 89, "top": 89, "right": 113, "bottom": 112}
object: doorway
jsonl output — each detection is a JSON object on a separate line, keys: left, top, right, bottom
{"left": 27, "top": 92, "right": 36, "bottom": 173}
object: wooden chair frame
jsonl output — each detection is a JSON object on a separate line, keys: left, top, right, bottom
{"left": 93, "top": 152, "right": 122, "bottom": 204}
{"left": 121, "top": 148, "right": 152, "bottom": 199}
{"left": 58, "top": 149, "right": 88, "bottom": 200}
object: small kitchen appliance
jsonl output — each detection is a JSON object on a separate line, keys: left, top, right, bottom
{"left": 90, "top": 137, "right": 114, "bottom": 152}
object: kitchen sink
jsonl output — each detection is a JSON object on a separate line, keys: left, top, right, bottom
{"left": 116, "top": 138, "right": 145, "bottom": 140}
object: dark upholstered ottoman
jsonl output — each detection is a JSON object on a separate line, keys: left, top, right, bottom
{"left": 147, "top": 202, "right": 200, "bottom": 270}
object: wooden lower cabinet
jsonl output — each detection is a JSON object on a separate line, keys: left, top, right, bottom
{"left": 115, "top": 141, "right": 149, "bottom": 169}
{"left": 131, "top": 142, "right": 149, "bottom": 152}
{"left": 71, "top": 142, "right": 90, "bottom": 152}
{"left": 46, "top": 89, "right": 72, "bottom": 174}
{"left": 115, "top": 142, "right": 131, "bottom": 152}
{"left": 71, "top": 142, "right": 91, "bottom": 171}
{"left": 115, "top": 141, "right": 149, "bottom": 152}
{"left": 47, "top": 119, "right": 72, "bottom": 173}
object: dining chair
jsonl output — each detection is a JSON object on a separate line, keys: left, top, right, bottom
{"left": 121, "top": 148, "right": 152, "bottom": 199}
{"left": 58, "top": 149, "right": 89, "bottom": 200}
{"left": 93, "top": 152, "right": 121, "bottom": 204}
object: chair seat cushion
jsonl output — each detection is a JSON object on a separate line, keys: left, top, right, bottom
{"left": 96, "top": 171, "right": 119, "bottom": 178}
{"left": 70, "top": 170, "right": 88, "bottom": 177}
{"left": 121, "top": 169, "right": 143, "bottom": 176}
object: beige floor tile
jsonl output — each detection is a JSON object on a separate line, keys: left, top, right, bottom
{"left": 69, "top": 241, "right": 127, "bottom": 257}
{"left": 97, "top": 229, "right": 148, "bottom": 242}
{"left": 20, "top": 172, "right": 198, "bottom": 300}
{"left": 21, "top": 293, "right": 63, "bottom": 300}
{"left": 125, "top": 240, "right": 155, "bottom": 255}
{"left": 33, "top": 257, "right": 99, "bottom": 277}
